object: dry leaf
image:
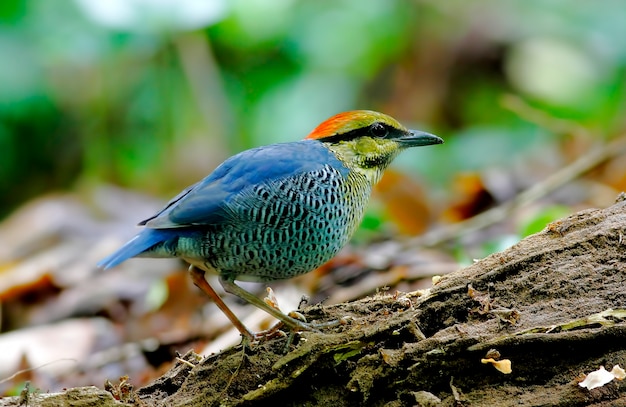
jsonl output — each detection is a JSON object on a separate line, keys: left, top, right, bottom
{"left": 579, "top": 365, "right": 625, "bottom": 390}
{"left": 481, "top": 358, "right": 512, "bottom": 374}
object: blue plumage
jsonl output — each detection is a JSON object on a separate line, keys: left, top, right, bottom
{"left": 97, "top": 109, "right": 443, "bottom": 339}
{"left": 98, "top": 140, "right": 350, "bottom": 271}
{"left": 97, "top": 228, "right": 181, "bottom": 270}
{"left": 142, "top": 140, "right": 348, "bottom": 229}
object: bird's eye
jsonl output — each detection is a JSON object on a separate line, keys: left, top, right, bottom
{"left": 370, "top": 123, "right": 388, "bottom": 138}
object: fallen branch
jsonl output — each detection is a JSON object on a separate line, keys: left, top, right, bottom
{"left": 2, "top": 196, "right": 626, "bottom": 407}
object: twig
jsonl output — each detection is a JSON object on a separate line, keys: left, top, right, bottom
{"left": 410, "top": 135, "right": 626, "bottom": 247}
{"left": 0, "top": 359, "right": 77, "bottom": 385}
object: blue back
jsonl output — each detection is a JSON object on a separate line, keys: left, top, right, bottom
{"left": 143, "top": 140, "right": 348, "bottom": 228}
{"left": 98, "top": 140, "right": 349, "bottom": 270}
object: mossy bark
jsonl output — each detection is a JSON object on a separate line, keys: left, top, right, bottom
{"left": 3, "top": 196, "right": 626, "bottom": 407}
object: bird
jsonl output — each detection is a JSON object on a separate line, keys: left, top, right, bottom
{"left": 98, "top": 110, "right": 443, "bottom": 340}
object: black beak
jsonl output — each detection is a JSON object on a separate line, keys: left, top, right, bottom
{"left": 397, "top": 130, "right": 443, "bottom": 147}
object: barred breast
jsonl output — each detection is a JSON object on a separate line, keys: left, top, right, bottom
{"left": 178, "top": 164, "right": 371, "bottom": 282}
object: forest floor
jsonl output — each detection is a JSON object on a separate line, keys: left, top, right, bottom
{"left": 2, "top": 195, "right": 625, "bottom": 406}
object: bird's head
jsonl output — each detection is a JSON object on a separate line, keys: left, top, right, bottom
{"left": 306, "top": 110, "right": 443, "bottom": 183}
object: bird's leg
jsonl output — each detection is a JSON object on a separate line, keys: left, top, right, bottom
{"left": 219, "top": 277, "right": 321, "bottom": 334}
{"left": 188, "top": 266, "right": 255, "bottom": 341}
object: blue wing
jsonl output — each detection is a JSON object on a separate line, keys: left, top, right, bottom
{"left": 97, "top": 140, "right": 347, "bottom": 269}
{"left": 141, "top": 140, "right": 347, "bottom": 229}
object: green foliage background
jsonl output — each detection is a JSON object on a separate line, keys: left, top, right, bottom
{"left": 1, "top": 0, "right": 625, "bottom": 218}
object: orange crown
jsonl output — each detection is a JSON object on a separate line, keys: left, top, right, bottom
{"left": 305, "top": 110, "right": 404, "bottom": 140}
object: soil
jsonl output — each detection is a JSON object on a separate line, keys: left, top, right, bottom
{"left": 3, "top": 194, "right": 626, "bottom": 407}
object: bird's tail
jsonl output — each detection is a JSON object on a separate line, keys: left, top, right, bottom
{"left": 97, "top": 229, "right": 171, "bottom": 270}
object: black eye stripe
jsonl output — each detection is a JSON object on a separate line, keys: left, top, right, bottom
{"left": 318, "top": 122, "right": 395, "bottom": 143}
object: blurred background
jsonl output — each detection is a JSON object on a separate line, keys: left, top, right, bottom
{"left": 1, "top": 0, "right": 626, "bottom": 397}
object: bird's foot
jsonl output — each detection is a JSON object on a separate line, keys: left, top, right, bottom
{"left": 269, "top": 311, "right": 353, "bottom": 336}
{"left": 261, "top": 288, "right": 323, "bottom": 333}
{"left": 251, "top": 310, "right": 317, "bottom": 340}
{"left": 242, "top": 311, "right": 354, "bottom": 352}
{"left": 250, "top": 322, "right": 288, "bottom": 342}
{"left": 282, "top": 313, "right": 354, "bottom": 352}
{"left": 263, "top": 288, "right": 353, "bottom": 334}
